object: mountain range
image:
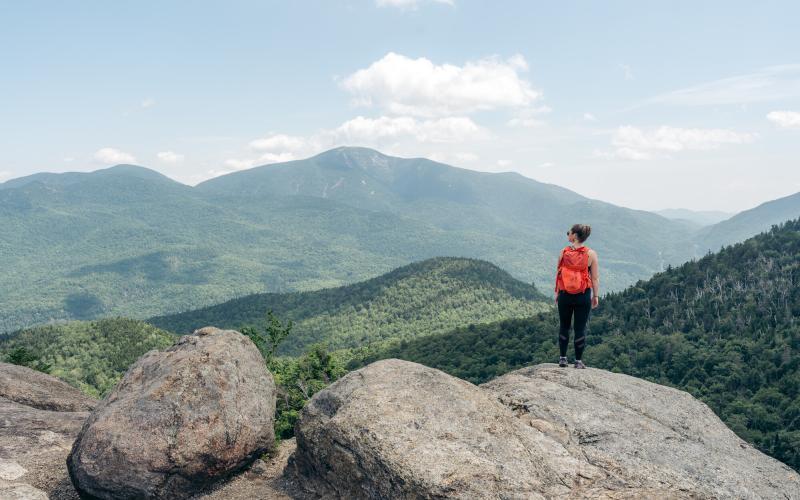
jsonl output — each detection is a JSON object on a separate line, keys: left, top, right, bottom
{"left": 2, "top": 146, "right": 798, "bottom": 332}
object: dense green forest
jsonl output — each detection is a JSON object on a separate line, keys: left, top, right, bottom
{"left": 11, "top": 146, "right": 789, "bottom": 333}
{"left": 0, "top": 318, "right": 175, "bottom": 397}
{"left": 351, "top": 218, "right": 800, "bottom": 471}
{"left": 150, "top": 257, "right": 550, "bottom": 355}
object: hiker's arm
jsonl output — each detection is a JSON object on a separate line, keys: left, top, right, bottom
{"left": 554, "top": 248, "right": 564, "bottom": 300}
{"left": 589, "top": 251, "right": 600, "bottom": 307}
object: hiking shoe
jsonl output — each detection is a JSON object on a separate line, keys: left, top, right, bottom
{"left": 558, "top": 356, "right": 568, "bottom": 368}
{"left": 574, "top": 360, "right": 586, "bottom": 369}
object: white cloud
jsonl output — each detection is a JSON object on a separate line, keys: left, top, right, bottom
{"left": 199, "top": 168, "right": 240, "bottom": 181}
{"left": 63, "top": 157, "right": 75, "bottom": 162}
{"left": 141, "top": 98, "right": 155, "bottom": 108}
{"left": 222, "top": 134, "right": 309, "bottom": 172}
{"left": 223, "top": 158, "right": 257, "bottom": 171}
{"left": 619, "top": 64, "right": 634, "bottom": 80}
{"left": 507, "top": 54, "right": 528, "bottom": 71}
{"left": 330, "top": 115, "right": 486, "bottom": 144}
{"left": 454, "top": 152, "right": 478, "bottom": 162}
{"left": 539, "top": 161, "right": 556, "bottom": 168}
{"left": 583, "top": 112, "right": 597, "bottom": 122}
{"left": 94, "top": 147, "right": 137, "bottom": 164}
{"left": 767, "top": 110, "right": 800, "bottom": 128}
{"left": 613, "top": 147, "right": 652, "bottom": 161}
{"left": 223, "top": 152, "right": 297, "bottom": 171}
{"left": 157, "top": 151, "right": 184, "bottom": 164}
{"left": 341, "top": 52, "right": 540, "bottom": 117}
{"left": 218, "top": 115, "right": 488, "bottom": 177}
{"left": 507, "top": 105, "right": 551, "bottom": 128}
{"left": 601, "top": 125, "right": 757, "bottom": 161}
{"left": 507, "top": 117, "right": 545, "bottom": 128}
{"left": 428, "top": 151, "right": 479, "bottom": 165}
{"left": 258, "top": 152, "right": 297, "bottom": 163}
{"left": 0, "top": 170, "right": 11, "bottom": 182}
{"left": 249, "top": 133, "right": 307, "bottom": 152}
{"left": 497, "top": 159, "right": 512, "bottom": 167}
{"left": 643, "top": 64, "right": 800, "bottom": 107}
{"left": 376, "top": 0, "right": 453, "bottom": 9}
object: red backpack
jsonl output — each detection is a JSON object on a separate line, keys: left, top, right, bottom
{"left": 558, "top": 245, "right": 590, "bottom": 294}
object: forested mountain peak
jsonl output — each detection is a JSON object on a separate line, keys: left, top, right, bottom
{"left": 0, "top": 164, "right": 179, "bottom": 191}
{"left": 92, "top": 164, "right": 179, "bottom": 183}
{"left": 193, "top": 146, "right": 586, "bottom": 208}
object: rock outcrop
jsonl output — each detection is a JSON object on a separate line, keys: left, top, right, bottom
{"left": 289, "top": 358, "right": 591, "bottom": 499}
{"left": 481, "top": 363, "right": 800, "bottom": 499}
{"left": 67, "top": 327, "right": 278, "bottom": 499}
{"left": 0, "top": 362, "right": 97, "bottom": 412}
{"left": 289, "top": 359, "right": 800, "bottom": 499}
{"left": 0, "top": 363, "right": 97, "bottom": 499}
{"left": 4, "top": 350, "right": 799, "bottom": 499}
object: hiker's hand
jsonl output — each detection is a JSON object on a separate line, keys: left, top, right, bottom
{"left": 554, "top": 292, "right": 558, "bottom": 304}
{"left": 591, "top": 296, "right": 599, "bottom": 309}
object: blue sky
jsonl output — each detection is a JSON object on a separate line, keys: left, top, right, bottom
{"left": 1, "top": 0, "right": 798, "bottom": 212}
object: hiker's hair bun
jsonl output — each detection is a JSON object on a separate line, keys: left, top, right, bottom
{"left": 571, "top": 223, "right": 591, "bottom": 243}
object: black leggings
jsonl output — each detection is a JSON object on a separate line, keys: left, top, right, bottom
{"left": 557, "top": 288, "right": 592, "bottom": 360}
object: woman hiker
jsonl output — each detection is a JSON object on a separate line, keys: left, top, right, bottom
{"left": 554, "top": 224, "right": 600, "bottom": 369}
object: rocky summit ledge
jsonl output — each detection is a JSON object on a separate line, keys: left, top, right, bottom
{"left": 482, "top": 363, "right": 799, "bottom": 499}
{"left": 0, "top": 363, "right": 98, "bottom": 499}
{"left": 288, "top": 359, "right": 800, "bottom": 499}
{"left": 2, "top": 351, "right": 799, "bottom": 499}
{"left": 0, "top": 362, "right": 97, "bottom": 413}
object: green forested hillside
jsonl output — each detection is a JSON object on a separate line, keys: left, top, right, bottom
{"left": 1, "top": 147, "right": 724, "bottom": 333}
{"left": 697, "top": 190, "right": 800, "bottom": 253}
{"left": 0, "top": 318, "right": 176, "bottom": 397}
{"left": 351, "top": 218, "right": 800, "bottom": 471}
{"left": 150, "top": 257, "right": 550, "bottom": 356}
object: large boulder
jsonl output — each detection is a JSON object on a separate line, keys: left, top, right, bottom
{"left": 289, "top": 358, "right": 592, "bottom": 499}
{"left": 0, "top": 362, "right": 96, "bottom": 412}
{"left": 67, "top": 327, "right": 277, "bottom": 499}
{"left": 481, "top": 363, "right": 800, "bottom": 499}
{"left": 290, "top": 359, "right": 800, "bottom": 499}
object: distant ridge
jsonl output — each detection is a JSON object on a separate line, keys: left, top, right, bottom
{"left": 0, "top": 164, "right": 180, "bottom": 190}
{"left": 149, "top": 256, "right": 550, "bottom": 356}
{"left": 697, "top": 190, "right": 800, "bottom": 252}
{"left": 654, "top": 207, "right": 734, "bottom": 226}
